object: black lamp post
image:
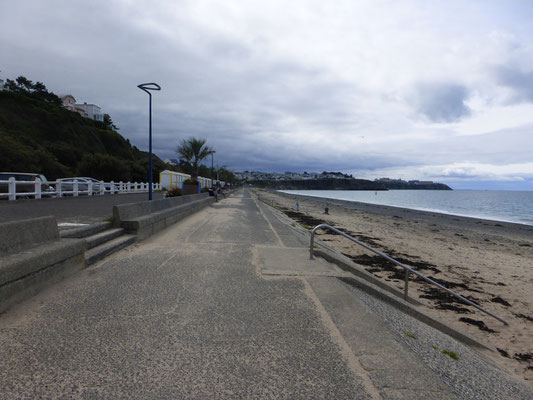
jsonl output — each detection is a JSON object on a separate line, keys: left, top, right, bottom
{"left": 211, "top": 151, "right": 216, "bottom": 188}
{"left": 137, "top": 82, "right": 161, "bottom": 200}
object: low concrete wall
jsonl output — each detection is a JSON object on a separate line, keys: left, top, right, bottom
{"left": 0, "top": 216, "right": 86, "bottom": 313}
{"left": 113, "top": 193, "right": 215, "bottom": 241}
{"left": 0, "top": 216, "right": 59, "bottom": 255}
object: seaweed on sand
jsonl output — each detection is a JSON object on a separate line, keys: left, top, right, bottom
{"left": 459, "top": 317, "right": 497, "bottom": 333}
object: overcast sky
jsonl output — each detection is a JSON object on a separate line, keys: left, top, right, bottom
{"left": 2, "top": 0, "right": 533, "bottom": 189}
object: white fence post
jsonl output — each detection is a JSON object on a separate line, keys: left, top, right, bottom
{"left": 88, "top": 181, "right": 93, "bottom": 196}
{"left": 110, "top": 181, "right": 115, "bottom": 194}
{"left": 127, "top": 182, "right": 131, "bottom": 192}
{"left": 100, "top": 181, "right": 105, "bottom": 195}
{"left": 56, "top": 180, "right": 62, "bottom": 197}
{"left": 34, "top": 178, "right": 42, "bottom": 199}
{"left": 8, "top": 177, "right": 16, "bottom": 201}
{"left": 73, "top": 180, "right": 79, "bottom": 197}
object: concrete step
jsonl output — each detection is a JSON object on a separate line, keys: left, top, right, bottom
{"left": 60, "top": 221, "right": 113, "bottom": 239}
{"left": 85, "top": 228, "right": 125, "bottom": 250}
{"left": 85, "top": 234, "right": 136, "bottom": 266}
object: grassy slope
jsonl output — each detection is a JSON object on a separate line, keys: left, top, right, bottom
{"left": 0, "top": 91, "right": 171, "bottom": 181}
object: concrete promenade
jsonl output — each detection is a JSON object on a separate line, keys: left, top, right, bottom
{"left": 0, "top": 190, "right": 530, "bottom": 399}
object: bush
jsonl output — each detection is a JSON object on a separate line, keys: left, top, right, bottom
{"left": 165, "top": 187, "right": 183, "bottom": 197}
{"left": 184, "top": 178, "right": 198, "bottom": 184}
{"left": 77, "top": 153, "right": 131, "bottom": 181}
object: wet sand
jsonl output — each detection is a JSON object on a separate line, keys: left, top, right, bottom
{"left": 256, "top": 189, "right": 533, "bottom": 385}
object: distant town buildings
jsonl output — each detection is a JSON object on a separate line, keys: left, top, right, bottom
{"left": 235, "top": 171, "right": 353, "bottom": 181}
{"left": 164, "top": 158, "right": 179, "bottom": 166}
{"left": 234, "top": 172, "right": 436, "bottom": 185}
{"left": 375, "top": 178, "right": 434, "bottom": 185}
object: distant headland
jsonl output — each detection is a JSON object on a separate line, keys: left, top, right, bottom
{"left": 236, "top": 171, "right": 452, "bottom": 190}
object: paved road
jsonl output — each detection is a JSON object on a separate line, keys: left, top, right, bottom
{"left": 0, "top": 192, "right": 164, "bottom": 224}
{"left": 0, "top": 190, "right": 530, "bottom": 399}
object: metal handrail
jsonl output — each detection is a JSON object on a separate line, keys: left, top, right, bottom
{"left": 310, "top": 223, "right": 508, "bottom": 325}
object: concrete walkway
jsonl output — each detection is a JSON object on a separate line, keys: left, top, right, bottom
{"left": 0, "top": 190, "right": 530, "bottom": 399}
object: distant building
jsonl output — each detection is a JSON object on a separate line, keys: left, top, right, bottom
{"left": 76, "top": 102, "right": 104, "bottom": 122}
{"left": 60, "top": 94, "right": 77, "bottom": 111}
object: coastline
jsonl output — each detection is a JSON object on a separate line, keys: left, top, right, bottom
{"left": 279, "top": 190, "right": 533, "bottom": 228}
{"left": 256, "top": 189, "right": 533, "bottom": 385}
{"left": 278, "top": 191, "right": 533, "bottom": 237}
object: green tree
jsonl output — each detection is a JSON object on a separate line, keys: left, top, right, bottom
{"left": 77, "top": 153, "right": 131, "bottom": 181}
{"left": 176, "top": 138, "right": 215, "bottom": 181}
{"left": 16, "top": 76, "right": 34, "bottom": 92}
{"left": 103, "top": 114, "right": 118, "bottom": 131}
{"left": 33, "top": 81, "right": 46, "bottom": 92}
{"left": 217, "top": 167, "right": 236, "bottom": 184}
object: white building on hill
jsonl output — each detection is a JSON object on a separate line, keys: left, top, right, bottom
{"left": 76, "top": 102, "right": 104, "bottom": 122}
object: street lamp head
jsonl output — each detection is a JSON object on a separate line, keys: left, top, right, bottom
{"left": 137, "top": 82, "right": 161, "bottom": 94}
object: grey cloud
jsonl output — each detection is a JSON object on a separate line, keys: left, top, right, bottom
{"left": 2, "top": 0, "right": 532, "bottom": 187}
{"left": 496, "top": 66, "right": 533, "bottom": 103}
{"left": 411, "top": 82, "right": 471, "bottom": 123}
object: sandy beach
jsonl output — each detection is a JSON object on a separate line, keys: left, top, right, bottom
{"left": 255, "top": 189, "right": 533, "bottom": 385}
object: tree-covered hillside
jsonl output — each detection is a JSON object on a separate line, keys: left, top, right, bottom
{"left": 0, "top": 90, "right": 176, "bottom": 181}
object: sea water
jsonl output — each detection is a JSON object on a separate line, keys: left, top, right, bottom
{"left": 279, "top": 190, "right": 533, "bottom": 226}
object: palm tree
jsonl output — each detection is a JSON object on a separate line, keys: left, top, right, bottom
{"left": 176, "top": 138, "right": 215, "bottom": 181}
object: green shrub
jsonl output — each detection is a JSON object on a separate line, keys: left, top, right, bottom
{"left": 77, "top": 153, "right": 131, "bottom": 181}
{"left": 165, "top": 187, "right": 183, "bottom": 197}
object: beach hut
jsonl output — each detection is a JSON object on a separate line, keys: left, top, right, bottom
{"left": 159, "top": 170, "right": 191, "bottom": 190}
{"left": 198, "top": 176, "right": 212, "bottom": 190}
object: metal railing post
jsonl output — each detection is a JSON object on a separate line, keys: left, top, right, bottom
{"left": 404, "top": 269, "right": 409, "bottom": 300}
{"left": 57, "top": 180, "right": 62, "bottom": 197}
{"left": 310, "top": 227, "right": 316, "bottom": 259}
{"left": 8, "top": 177, "right": 16, "bottom": 201}
{"left": 73, "top": 180, "right": 79, "bottom": 197}
{"left": 35, "top": 178, "right": 42, "bottom": 199}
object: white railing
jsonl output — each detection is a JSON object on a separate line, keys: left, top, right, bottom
{"left": 0, "top": 178, "right": 162, "bottom": 201}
